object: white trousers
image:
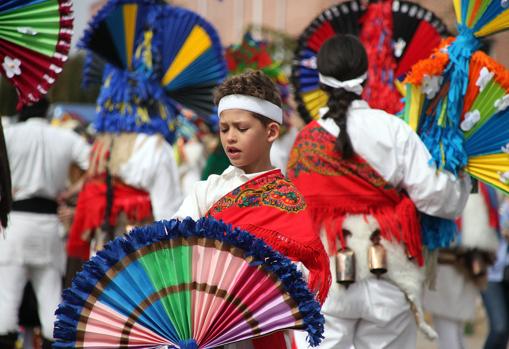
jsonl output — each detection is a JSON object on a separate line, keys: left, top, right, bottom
{"left": 0, "top": 264, "right": 62, "bottom": 340}
{"left": 432, "top": 315, "right": 465, "bottom": 349}
{"left": 293, "top": 279, "right": 417, "bottom": 349}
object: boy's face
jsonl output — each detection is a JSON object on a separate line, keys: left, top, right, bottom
{"left": 219, "top": 109, "right": 279, "bottom": 173}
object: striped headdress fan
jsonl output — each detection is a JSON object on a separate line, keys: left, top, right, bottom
{"left": 53, "top": 217, "right": 325, "bottom": 348}
{"left": 0, "top": 0, "right": 73, "bottom": 109}
{"left": 402, "top": 0, "right": 509, "bottom": 193}
{"left": 79, "top": 0, "right": 227, "bottom": 144}
{"left": 291, "top": 0, "right": 449, "bottom": 122}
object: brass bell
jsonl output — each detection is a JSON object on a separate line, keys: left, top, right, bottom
{"left": 335, "top": 248, "right": 356, "bottom": 287}
{"left": 368, "top": 243, "right": 387, "bottom": 276}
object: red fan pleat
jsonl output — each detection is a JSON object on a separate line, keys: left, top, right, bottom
{"left": 307, "top": 22, "right": 336, "bottom": 52}
{"left": 395, "top": 20, "right": 443, "bottom": 78}
{"left": 0, "top": 0, "right": 73, "bottom": 109}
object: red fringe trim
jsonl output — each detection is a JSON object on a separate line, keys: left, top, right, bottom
{"left": 67, "top": 180, "right": 153, "bottom": 260}
{"left": 306, "top": 196, "right": 424, "bottom": 267}
{"left": 239, "top": 224, "right": 332, "bottom": 305}
{"left": 359, "top": 0, "right": 403, "bottom": 114}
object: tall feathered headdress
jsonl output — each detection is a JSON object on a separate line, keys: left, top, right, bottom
{"left": 80, "top": 0, "right": 227, "bottom": 144}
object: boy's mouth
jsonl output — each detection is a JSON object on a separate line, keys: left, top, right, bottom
{"left": 226, "top": 146, "right": 242, "bottom": 159}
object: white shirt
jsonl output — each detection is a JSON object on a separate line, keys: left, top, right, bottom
{"left": 174, "top": 166, "right": 274, "bottom": 220}
{"left": 5, "top": 118, "right": 90, "bottom": 201}
{"left": 318, "top": 100, "right": 471, "bottom": 219}
{"left": 117, "top": 133, "right": 183, "bottom": 220}
{"left": 270, "top": 127, "right": 298, "bottom": 175}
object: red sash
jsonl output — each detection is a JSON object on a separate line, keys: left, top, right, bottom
{"left": 66, "top": 177, "right": 153, "bottom": 260}
{"left": 287, "top": 121, "right": 423, "bottom": 266}
{"left": 207, "top": 169, "right": 331, "bottom": 304}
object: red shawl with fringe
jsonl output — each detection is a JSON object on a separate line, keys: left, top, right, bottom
{"left": 207, "top": 169, "right": 331, "bottom": 304}
{"left": 66, "top": 177, "right": 153, "bottom": 260}
{"left": 287, "top": 121, "right": 424, "bottom": 266}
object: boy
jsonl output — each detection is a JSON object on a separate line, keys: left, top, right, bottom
{"left": 174, "top": 70, "right": 330, "bottom": 349}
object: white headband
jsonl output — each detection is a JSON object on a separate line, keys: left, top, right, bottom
{"left": 217, "top": 94, "right": 283, "bottom": 124}
{"left": 319, "top": 72, "right": 368, "bottom": 95}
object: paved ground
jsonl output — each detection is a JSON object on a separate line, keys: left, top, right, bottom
{"left": 417, "top": 300, "right": 488, "bottom": 349}
{"left": 416, "top": 323, "right": 487, "bottom": 349}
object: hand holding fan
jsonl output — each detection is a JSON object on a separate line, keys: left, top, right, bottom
{"left": 0, "top": 0, "right": 73, "bottom": 109}
{"left": 54, "top": 217, "right": 325, "bottom": 348}
{"left": 402, "top": 0, "right": 509, "bottom": 193}
{"left": 291, "top": 0, "right": 449, "bottom": 122}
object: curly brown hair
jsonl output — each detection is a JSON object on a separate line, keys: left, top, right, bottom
{"left": 214, "top": 70, "right": 282, "bottom": 108}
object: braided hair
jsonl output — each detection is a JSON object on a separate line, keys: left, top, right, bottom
{"left": 317, "top": 34, "right": 368, "bottom": 158}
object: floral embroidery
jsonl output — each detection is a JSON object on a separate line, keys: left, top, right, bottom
{"left": 288, "top": 122, "right": 396, "bottom": 191}
{"left": 210, "top": 172, "right": 306, "bottom": 214}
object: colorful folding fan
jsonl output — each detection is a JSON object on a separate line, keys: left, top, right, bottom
{"left": 54, "top": 217, "right": 324, "bottom": 348}
{"left": 291, "top": 0, "right": 449, "bottom": 122}
{"left": 0, "top": 0, "right": 73, "bottom": 109}
{"left": 402, "top": 0, "right": 509, "bottom": 193}
{"left": 226, "top": 32, "right": 293, "bottom": 125}
{"left": 79, "top": 0, "right": 227, "bottom": 143}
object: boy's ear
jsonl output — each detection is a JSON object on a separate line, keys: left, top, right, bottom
{"left": 266, "top": 122, "right": 280, "bottom": 143}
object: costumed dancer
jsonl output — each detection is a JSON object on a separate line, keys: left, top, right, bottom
{"left": 0, "top": 1, "right": 75, "bottom": 347}
{"left": 224, "top": 32, "right": 298, "bottom": 175}
{"left": 174, "top": 70, "right": 331, "bottom": 349}
{"left": 288, "top": 34, "right": 471, "bottom": 349}
{"left": 66, "top": 0, "right": 228, "bottom": 270}
{"left": 423, "top": 183, "right": 500, "bottom": 349}
{"left": 400, "top": 2, "right": 509, "bottom": 345}
{"left": 0, "top": 99, "right": 90, "bottom": 349}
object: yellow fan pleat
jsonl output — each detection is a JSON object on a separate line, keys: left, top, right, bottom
{"left": 475, "top": 11, "right": 509, "bottom": 37}
{"left": 123, "top": 4, "right": 138, "bottom": 70}
{"left": 467, "top": 153, "right": 509, "bottom": 194}
{"left": 467, "top": 170, "right": 509, "bottom": 194}
{"left": 453, "top": 0, "right": 462, "bottom": 25}
{"left": 394, "top": 80, "right": 406, "bottom": 97}
{"left": 302, "top": 90, "right": 328, "bottom": 120}
{"left": 162, "top": 26, "right": 211, "bottom": 86}
{"left": 408, "top": 85, "right": 424, "bottom": 131}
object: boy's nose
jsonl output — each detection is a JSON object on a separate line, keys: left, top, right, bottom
{"left": 227, "top": 131, "right": 237, "bottom": 143}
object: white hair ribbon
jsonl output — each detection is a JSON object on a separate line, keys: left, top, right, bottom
{"left": 319, "top": 72, "right": 367, "bottom": 95}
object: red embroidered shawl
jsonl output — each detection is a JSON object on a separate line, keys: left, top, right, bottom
{"left": 207, "top": 169, "right": 331, "bottom": 304}
{"left": 287, "top": 121, "right": 424, "bottom": 266}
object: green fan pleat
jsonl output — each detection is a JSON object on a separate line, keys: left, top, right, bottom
{"left": 464, "top": 80, "right": 505, "bottom": 138}
{"left": 138, "top": 243, "right": 192, "bottom": 340}
{"left": 0, "top": 0, "right": 61, "bottom": 56}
